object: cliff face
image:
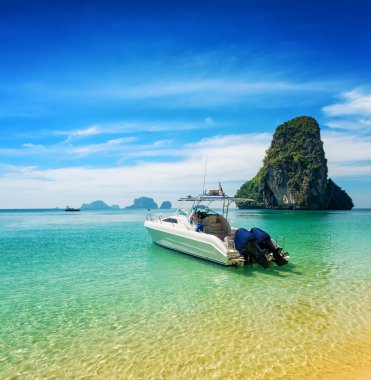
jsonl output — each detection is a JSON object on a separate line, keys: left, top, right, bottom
{"left": 236, "top": 116, "right": 353, "bottom": 210}
{"left": 326, "top": 179, "right": 354, "bottom": 210}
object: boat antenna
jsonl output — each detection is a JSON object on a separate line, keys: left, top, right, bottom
{"left": 202, "top": 153, "right": 208, "bottom": 194}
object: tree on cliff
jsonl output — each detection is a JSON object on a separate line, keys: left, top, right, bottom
{"left": 236, "top": 116, "right": 353, "bottom": 210}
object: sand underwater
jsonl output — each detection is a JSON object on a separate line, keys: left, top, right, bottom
{"left": 0, "top": 209, "right": 370, "bottom": 379}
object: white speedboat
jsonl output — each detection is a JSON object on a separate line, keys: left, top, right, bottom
{"left": 144, "top": 191, "right": 289, "bottom": 268}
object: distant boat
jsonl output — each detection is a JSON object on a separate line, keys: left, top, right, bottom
{"left": 65, "top": 206, "right": 80, "bottom": 212}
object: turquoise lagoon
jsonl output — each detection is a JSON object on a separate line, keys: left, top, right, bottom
{"left": 0, "top": 209, "right": 370, "bottom": 379}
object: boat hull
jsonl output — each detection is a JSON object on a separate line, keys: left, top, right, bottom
{"left": 145, "top": 221, "right": 239, "bottom": 266}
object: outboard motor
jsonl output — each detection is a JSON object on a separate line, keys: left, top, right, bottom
{"left": 234, "top": 228, "right": 271, "bottom": 268}
{"left": 250, "top": 227, "right": 288, "bottom": 266}
{"left": 250, "top": 227, "right": 270, "bottom": 244}
{"left": 234, "top": 228, "right": 255, "bottom": 254}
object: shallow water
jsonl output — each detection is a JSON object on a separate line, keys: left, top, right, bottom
{"left": 0, "top": 209, "right": 370, "bottom": 379}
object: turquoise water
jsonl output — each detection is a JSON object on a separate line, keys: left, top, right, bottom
{"left": 1, "top": 209, "right": 370, "bottom": 379}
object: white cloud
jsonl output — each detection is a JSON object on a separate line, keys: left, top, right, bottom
{"left": 322, "top": 86, "right": 371, "bottom": 176}
{"left": 323, "top": 89, "right": 371, "bottom": 117}
{"left": 322, "top": 130, "right": 371, "bottom": 177}
{"left": 325, "top": 118, "right": 371, "bottom": 131}
{"left": 323, "top": 131, "right": 371, "bottom": 162}
{"left": 327, "top": 163, "right": 371, "bottom": 177}
{"left": 0, "top": 133, "right": 271, "bottom": 208}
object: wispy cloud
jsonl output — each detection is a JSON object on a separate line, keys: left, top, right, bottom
{"left": 323, "top": 131, "right": 371, "bottom": 162}
{"left": 0, "top": 137, "right": 136, "bottom": 159}
{"left": 0, "top": 118, "right": 218, "bottom": 161}
{"left": 95, "top": 79, "right": 334, "bottom": 110}
{"left": 3, "top": 77, "right": 333, "bottom": 114}
{"left": 69, "top": 126, "right": 102, "bottom": 137}
{"left": 103, "top": 79, "right": 327, "bottom": 99}
{"left": 55, "top": 119, "right": 214, "bottom": 140}
{"left": 322, "top": 130, "right": 371, "bottom": 177}
{"left": 325, "top": 118, "right": 371, "bottom": 131}
{"left": 327, "top": 163, "right": 371, "bottom": 177}
{"left": 323, "top": 89, "right": 371, "bottom": 117}
{"left": 322, "top": 89, "right": 371, "bottom": 144}
{"left": 55, "top": 125, "right": 103, "bottom": 142}
{"left": 70, "top": 137, "right": 137, "bottom": 156}
{"left": 5, "top": 119, "right": 214, "bottom": 145}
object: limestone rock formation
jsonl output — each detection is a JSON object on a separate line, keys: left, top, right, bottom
{"left": 160, "top": 201, "right": 172, "bottom": 209}
{"left": 236, "top": 116, "right": 353, "bottom": 210}
{"left": 125, "top": 197, "right": 158, "bottom": 209}
{"left": 81, "top": 200, "right": 113, "bottom": 210}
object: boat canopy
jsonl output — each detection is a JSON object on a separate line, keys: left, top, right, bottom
{"left": 178, "top": 195, "right": 254, "bottom": 202}
{"left": 177, "top": 194, "right": 254, "bottom": 218}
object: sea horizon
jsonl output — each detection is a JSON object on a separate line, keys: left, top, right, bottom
{"left": 1, "top": 207, "right": 371, "bottom": 211}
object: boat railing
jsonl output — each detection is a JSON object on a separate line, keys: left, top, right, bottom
{"left": 146, "top": 213, "right": 163, "bottom": 222}
{"left": 224, "top": 236, "right": 235, "bottom": 250}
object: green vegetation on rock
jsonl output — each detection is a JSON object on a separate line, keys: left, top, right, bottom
{"left": 235, "top": 169, "right": 264, "bottom": 207}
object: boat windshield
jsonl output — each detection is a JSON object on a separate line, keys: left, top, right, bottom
{"left": 192, "top": 204, "right": 218, "bottom": 214}
{"left": 175, "top": 204, "right": 219, "bottom": 221}
{"left": 177, "top": 194, "right": 254, "bottom": 219}
{"left": 177, "top": 209, "right": 189, "bottom": 217}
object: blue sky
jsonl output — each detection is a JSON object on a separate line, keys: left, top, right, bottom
{"left": 1, "top": 0, "right": 371, "bottom": 208}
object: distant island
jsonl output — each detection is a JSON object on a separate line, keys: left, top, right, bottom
{"left": 77, "top": 198, "right": 172, "bottom": 210}
{"left": 160, "top": 201, "right": 172, "bottom": 209}
{"left": 125, "top": 197, "right": 158, "bottom": 209}
{"left": 236, "top": 116, "right": 353, "bottom": 210}
{"left": 80, "top": 200, "right": 115, "bottom": 210}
